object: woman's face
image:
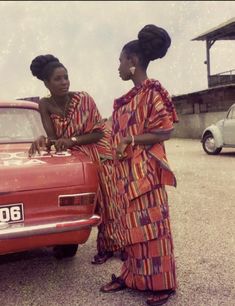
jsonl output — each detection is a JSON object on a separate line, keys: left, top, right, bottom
{"left": 46, "top": 67, "right": 70, "bottom": 96}
{"left": 118, "top": 50, "right": 133, "bottom": 81}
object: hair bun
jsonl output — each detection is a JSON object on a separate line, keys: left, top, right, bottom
{"left": 30, "top": 54, "right": 60, "bottom": 80}
{"left": 138, "top": 24, "right": 171, "bottom": 60}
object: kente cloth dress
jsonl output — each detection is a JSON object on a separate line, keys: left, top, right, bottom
{"left": 111, "top": 79, "right": 178, "bottom": 291}
{"left": 49, "top": 91, "right": 119, "bottom": 253}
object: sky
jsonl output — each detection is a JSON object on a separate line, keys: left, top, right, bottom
{"left": 0, "top": 1, "right": 234, "bottom": 117}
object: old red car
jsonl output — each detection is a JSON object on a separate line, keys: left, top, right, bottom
{"left": 0, "top": 99, "right": 100, "bottom": 259}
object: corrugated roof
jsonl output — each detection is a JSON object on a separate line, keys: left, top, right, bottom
{"left": 192, "top": 18, "right": 235, "bottom": 41}
{"left": 172, "top": 83, "right": 235, "bottom": 101}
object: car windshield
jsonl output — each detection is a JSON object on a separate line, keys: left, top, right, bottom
{"left": 0, "top": 107, "right": 45, "bottom": 143}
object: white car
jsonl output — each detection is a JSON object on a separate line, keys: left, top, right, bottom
{"left": 201, "top": 104, "right": 235, "bottom": 155}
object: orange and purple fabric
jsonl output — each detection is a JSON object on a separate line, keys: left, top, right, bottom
{"left": 50, "top": 91, "right": 119, "bottom": 253}
{"left": 111, "top": 79, "right": 178, "bottom": 291}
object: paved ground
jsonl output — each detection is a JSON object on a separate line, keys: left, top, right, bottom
{"left": 0, "top": 139, "right": 234, "bottom": 306}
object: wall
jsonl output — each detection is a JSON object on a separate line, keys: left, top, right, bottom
{"left": 172, "top": 112, "right": 227, "bottom": 139}
{"left": 172, "top": 84, "right": 235, "bottom": 139}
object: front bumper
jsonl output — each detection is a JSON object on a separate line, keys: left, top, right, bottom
{"left": 0, "top": 214, "right": 101, "bottom": 240}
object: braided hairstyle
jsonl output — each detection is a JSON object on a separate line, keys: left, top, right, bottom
{"left": 122, "top": 24, "right": 171, "bottom": 69}
{"left": 30, "top": 54, "right": 66, "bottom": 81}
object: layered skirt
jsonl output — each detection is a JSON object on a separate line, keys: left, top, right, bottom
{"left": 112, "top": 185, "right": 177, "bottom": 291}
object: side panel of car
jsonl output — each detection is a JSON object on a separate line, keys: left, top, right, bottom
{"left": 223, "top": 106, "right": 235, "bottom": 145}
{"left": 202, "top": 124, "right": 224, "bottom": 148}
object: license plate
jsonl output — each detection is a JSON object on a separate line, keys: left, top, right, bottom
{"left": 0, "top": 203, "right": 24, "bottom": 223}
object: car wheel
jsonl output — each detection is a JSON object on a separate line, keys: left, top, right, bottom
{"left": 53, "top": 244, "right": 78, "bottom": 259}
{"left": 202, "top": 134, "right": 222, "bottom": 155}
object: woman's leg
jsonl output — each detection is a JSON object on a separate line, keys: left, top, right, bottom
{"left": 92, "top": 221, "right": 115, "bottom": 264}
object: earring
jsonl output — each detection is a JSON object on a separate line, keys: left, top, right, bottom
{"left": 130, "top": 66, "right": 136, "bottom": 75}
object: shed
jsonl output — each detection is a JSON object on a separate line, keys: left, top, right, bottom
{"left": 192, "top": 18, "right": 235, "bottom": 87}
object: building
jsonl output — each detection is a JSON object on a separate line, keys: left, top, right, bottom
{"left": 172, "top": 18, "right": 235, "bottom": 139}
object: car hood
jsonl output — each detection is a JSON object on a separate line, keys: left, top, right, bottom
{"left": 0, "top": 144, "right": 90, "bottom": 193}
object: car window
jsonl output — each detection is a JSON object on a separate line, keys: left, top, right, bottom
{"left": 0, "top": 107, "right": 45, "bottom": 143}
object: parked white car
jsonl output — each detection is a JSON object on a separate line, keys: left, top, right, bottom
{"left": 201, "top": 104, "right": 235, "bottom": 155}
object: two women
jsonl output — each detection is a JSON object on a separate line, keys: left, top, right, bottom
{"left": 29, "top": 23, "right": 178, "bottom": 306}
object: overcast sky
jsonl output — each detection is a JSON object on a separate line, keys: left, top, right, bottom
{"left": 0, "top": 1, "right": 234, "bottom": 117}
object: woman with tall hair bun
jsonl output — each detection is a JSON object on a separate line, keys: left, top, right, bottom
{"left": 100, "top": 25, "right": 178, "bottom": 306}
{"left": 29, "top": 54, "right": 120, "bottom": 264}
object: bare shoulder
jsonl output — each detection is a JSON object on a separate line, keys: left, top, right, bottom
{"left": 38, "top": 97, "right": 51, "bottom": 111}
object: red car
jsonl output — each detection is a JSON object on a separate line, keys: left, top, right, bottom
{"left": 0, "top": 100, "right": 100, "bottom": 259}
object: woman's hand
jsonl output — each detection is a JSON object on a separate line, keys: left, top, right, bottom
{"left": 116, "top": 137, "right": 129, "bottom": 160}
{"left": 54, "top": 138, "right": 74, "bottom": 152}
{"left": 28, "top": 135, "right": 49, "bottom": 157}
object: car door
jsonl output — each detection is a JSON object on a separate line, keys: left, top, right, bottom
{"left": 223, "top": 106, "right": 235, "bottom": 145}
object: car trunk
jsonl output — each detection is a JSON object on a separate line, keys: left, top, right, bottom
{"left": 0, "top": 146, "right": 98, "bottom": 225}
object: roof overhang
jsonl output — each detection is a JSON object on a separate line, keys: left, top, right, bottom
{"left": 192, "top": 18, "right": 235, "bottom": 41}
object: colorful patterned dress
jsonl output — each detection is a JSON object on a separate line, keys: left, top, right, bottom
{"left": 49, "top": 91, "right": 119, "bottom": 253}
{"left": 111, "top": 79, "right": 178, "bottom": 291}
{"left": 95, "top": 124, "right": 120, "bottom": 253}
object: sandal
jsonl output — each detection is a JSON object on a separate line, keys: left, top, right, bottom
{"left": 146, "top": 289, "right": 175, "bottom": 306}
{"left": 91, "top": 251, "right": 113, "bottom": 265}
{"left": 100, "top": 274, "right": 127, "bottom": 293}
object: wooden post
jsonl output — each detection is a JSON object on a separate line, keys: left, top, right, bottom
{"left": 206, "top": 39, "right": 211, "bottom": 87}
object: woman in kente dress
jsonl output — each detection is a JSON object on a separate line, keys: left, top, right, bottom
{"left": 29, "top": 54, "right": 120, "bottom": 262}
{"left": 100, "top": 25, "right": 178, "bottom": 306}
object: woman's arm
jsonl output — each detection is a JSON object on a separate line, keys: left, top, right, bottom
{"left": 72, "top": 132, "right": 104, "bottom": 145}
{"left": 53, "top": 131, "right": 104, "bottom": 152}
{"left": 122, "top": 131, "right": 172, "bottom": 145}
{"left": 115, "top": 131, "right": 172, "bottom": 160}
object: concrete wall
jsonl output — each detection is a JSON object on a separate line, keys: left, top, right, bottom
{"left": 171, "top": 85, "right": 235, "bottom": 139}
{"left": 172, "top": 111, "right": 227, "bottom": 139}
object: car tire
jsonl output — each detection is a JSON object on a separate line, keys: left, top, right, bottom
{"left": 53, "top": 244, "right": 78, "bottom": 259}
{"left": 202, "top": 134, "right": 222, "bottom": 155}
